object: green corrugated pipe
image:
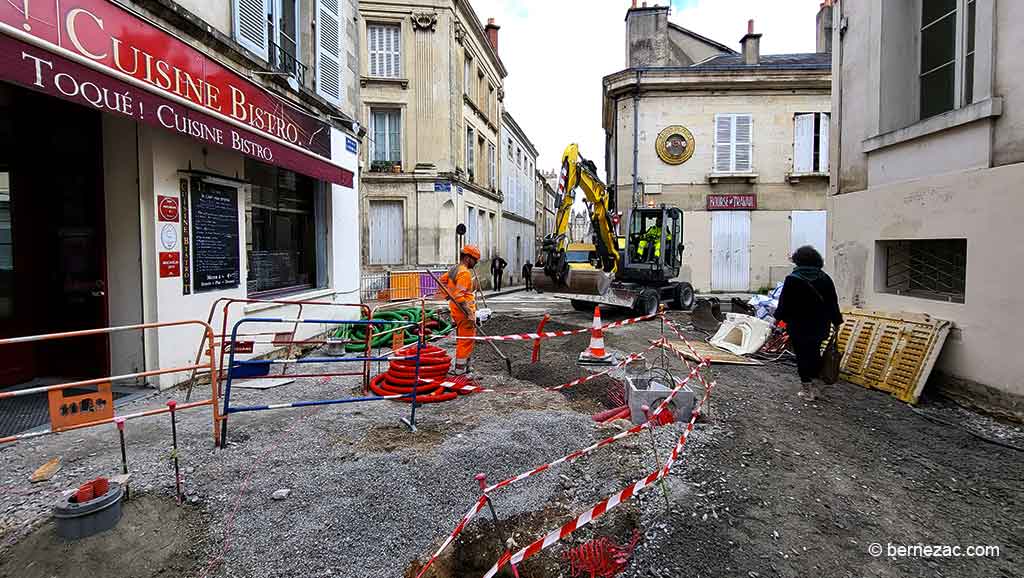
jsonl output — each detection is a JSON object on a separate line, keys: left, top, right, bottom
{"left": 332, "top": 308, "right": 453, "bottom": 352}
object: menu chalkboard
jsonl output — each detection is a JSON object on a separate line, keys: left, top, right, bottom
{"left": 190, "top": 181, "right": 240, "bottom": 292}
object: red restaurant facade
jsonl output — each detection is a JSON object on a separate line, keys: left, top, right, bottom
{"left": 0, "top": 0, "right": 362, "bottom": 389}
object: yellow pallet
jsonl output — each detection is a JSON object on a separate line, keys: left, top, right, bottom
{"left": 835, "top": 308, "right": 951, "bottom": 404}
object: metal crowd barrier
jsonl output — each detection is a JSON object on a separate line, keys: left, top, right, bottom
{"left": 0, "top": 320, "right": 222, "bottom": 447}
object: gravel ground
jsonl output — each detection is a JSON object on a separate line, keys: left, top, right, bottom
{"left": 1, "top": 307, "right": 1022, "bottom": 578}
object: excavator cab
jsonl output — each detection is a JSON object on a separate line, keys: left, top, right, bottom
{"left": 620, "top": 206, "right": 683, "bottom": 284}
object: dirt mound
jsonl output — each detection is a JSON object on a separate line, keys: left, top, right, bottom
{"left": 0, "top": 494, "right": 206, "bottom": 578}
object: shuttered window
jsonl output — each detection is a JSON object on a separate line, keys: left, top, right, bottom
{"left": 488, "top": 142, "right": 496, "bottom": 189}
{"left": 714, "top": 114, "right": 753, "bottom": 173}
{"left": 466, "top": 127, "right": 475, "bottom": 180}
{"left": 315, "top": 0, "right": 343, "bottom": 105}
{"left": 793, "top": 113, "right": 830, "bottom": 174}
{"left": 369, "top": 201, "right": 404, "bottom": 265}
{"left": 234, "top": 0, "right": 271, "bottom": 61}
{"left": 466, "top": 205, "right": 477, "bottom": 245}
{"left": 368, "top": 24, "right": 401, "bottom": 78}
{"left": 371, "top": 109, "right": 401, "bottom": 163}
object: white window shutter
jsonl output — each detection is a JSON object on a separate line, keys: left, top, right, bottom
{"left": 234, "top": 0, "right": 270, "bottom": 61}
{"left": 367, "top": 26, "right": 379, "bottom": 76}
{"left": 369, "top": 201, "right": 404, "bottom": 264}
{"left": 389, "top": 26, "right": 400, "bottom": 78}
{"left": 734, "top": 114, "right": 752, "bottom": 173}
{"left": 315, "top": 0, "right": 343, "bottom": 105}
{"left": 793, "top": 113, "right": 814, "bottom": 174}
{"left": 817, "top": 113, "right": 830, "bottom": 173}
{"left": 714, "top": 115, "right": 733, "bottom": 173}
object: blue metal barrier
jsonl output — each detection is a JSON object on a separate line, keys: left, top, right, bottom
{"left": 220, "top": 316, "right": 426, "bottom": 446}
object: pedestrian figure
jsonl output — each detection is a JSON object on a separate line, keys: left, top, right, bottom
{"left": 490, "top": 254, "right": 507, "bottom": 292}
{"left": 522, "top": 261, "right": 534, "bottom": 290}
{"left": 774, "top": 245, "right": 843, "bottom": 401}
{"left": 439, "top": 245, "right": 481, "bottom": 374}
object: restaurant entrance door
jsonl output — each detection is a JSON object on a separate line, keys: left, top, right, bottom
{"left": 0, "top": 85, "right": 110, "bottom": 386}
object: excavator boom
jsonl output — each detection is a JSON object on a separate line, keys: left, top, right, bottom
{"left": 532, "top": 144, "right": 619, "bottom": 295}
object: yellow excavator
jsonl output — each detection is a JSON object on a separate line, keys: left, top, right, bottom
{"left": 532, "top": 143, "right": 695, "bottom": 315}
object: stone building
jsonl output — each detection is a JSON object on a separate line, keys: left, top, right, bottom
{"left": 500, "top": 111, "right": 537, "bottom": 286}
{"left": 828, "top": 0, "right": 1024, "bottom": 409}
{"left": 535, "top": 169, "right": 557, "bottom": 259}
{"left": 359, "top": 0, "right": 505, "bottom": 278}
{"left": 0, "top": 0, "right": 361, "bottom": 389}
{"left": 602, "top": 4, "right": 831, "bottom": 293}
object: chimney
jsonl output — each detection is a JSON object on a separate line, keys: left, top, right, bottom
{"left": 740, "top": 19, "right": 761, "bottom": 65}
{"left": 485, "top": 17, "right": 500, "bottom": 54}
{"left": 816, "top": 1, "right": 833, "bottom": 53}
{"left": 625, "top": 2, "right": 670, "bottom": 67}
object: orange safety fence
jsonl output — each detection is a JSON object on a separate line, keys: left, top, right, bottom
{"left": 0, "top": 320, "right": 222, "bottom": 447}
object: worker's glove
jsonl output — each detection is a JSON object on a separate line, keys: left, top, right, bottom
{"left": 475, "top": 307, "right": 492, "bottom": 326}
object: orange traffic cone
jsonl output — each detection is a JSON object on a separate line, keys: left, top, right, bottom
{"left": 583, "top": 306, "right": 610, "bottom": 360}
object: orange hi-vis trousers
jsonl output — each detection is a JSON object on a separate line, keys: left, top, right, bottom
{"left": 439, "top": 264, "right": 477, "bottom": 364}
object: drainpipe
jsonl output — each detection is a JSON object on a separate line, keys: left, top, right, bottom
{"left": 632, "top": 69, "right": 641, "bottom": 209}
{"left": 612, "top": 93, "right": 619, "bottom": 216}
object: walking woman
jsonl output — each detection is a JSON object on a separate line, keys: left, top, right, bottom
{"left": 774, "top": 245, "right": 843, "bottom": 401}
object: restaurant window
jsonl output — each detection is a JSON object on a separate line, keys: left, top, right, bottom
{"left": 0, "top": 171, "right": 11, "bottom": 319}
{"left": 246, "top": 160, "right": 323, "bottom": 296}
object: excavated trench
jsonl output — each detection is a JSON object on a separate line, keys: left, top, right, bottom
{"left": 404, "top": 505, "right": 644, "bottom": 578}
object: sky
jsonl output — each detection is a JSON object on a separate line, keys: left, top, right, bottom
{"left": 469, "top": 0, "right": 823, "bottom": 178}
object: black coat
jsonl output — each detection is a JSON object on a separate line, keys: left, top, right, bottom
{"left": 774, "top": 268, "right": 843, "bottom": 340}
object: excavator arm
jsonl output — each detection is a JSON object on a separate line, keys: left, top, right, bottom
{"left": 534, "top": 144, "right": 619, "bottom": 295}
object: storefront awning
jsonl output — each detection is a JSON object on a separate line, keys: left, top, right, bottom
{"left": 0, "top": 1, "right": 353, "bottom": 187}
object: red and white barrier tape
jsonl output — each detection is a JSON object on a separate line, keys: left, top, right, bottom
{"left": 661, "top": 318, "right": 708, "bottom": 368}
{"left": 482, "top": 376, "right": 718, "bottom": 578}
{"left": 414, "top": 495, "right": 488, "bottom": 578}
{"left": 453, "top": 312, "right": 657, "bottom": 341}
{"left": 436, "top": 343, "right": 659, "bottom": 396}
{"left": 656, "top": 338, "right": 714, "bottom": 393}
{"left": 482, "top": 355, "right": 708, "bottom": 493}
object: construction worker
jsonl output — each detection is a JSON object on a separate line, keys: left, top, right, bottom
{"left": 637, "top": 223, "right": 662, "bottom": 262}
{"left": 439, "top": 245, "right": 481, "bottom": 374}
{"left": 637, "top": 222, "right": 673, "bottom": 262}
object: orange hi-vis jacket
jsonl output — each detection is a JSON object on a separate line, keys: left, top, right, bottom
{"left": 439, "top": 264, "right": 476, "bottom": 317}
{"left": 439, "top": 264, "right": 477, "bottom": 361}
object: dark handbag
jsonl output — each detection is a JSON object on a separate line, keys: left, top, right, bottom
{"left": 820, "top": 331, "right": 841, "bottom": 385}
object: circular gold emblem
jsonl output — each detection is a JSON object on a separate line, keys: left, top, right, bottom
{"left": 655, "top": 125, "right": 695, "bottom": 165}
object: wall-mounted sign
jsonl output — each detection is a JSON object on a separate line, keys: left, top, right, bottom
{"left": 158, "top": 196, "right": 180, "bottom": 222}
{"left": 160, "top": 224, "right": 178, "bottom": 250}
{"left": 159, "top": 251, "right": 181, "bottom": 278}
{"left": 707, "top": 194, "right": 757, "bottom": 211}
{"left": 0, "top": 1, "right": 354, "bottom": 187}
{"left": 435, "top": 182, "right": 452, "bottom": 192}
{"left": 190, "top": 182, "right": 240, "bottom": 292}
{"left": 346, "top": 137, "right": 358, "bottom": 154}
{"left": 656, "top": 125, "right": 696, "bottom": 165}
{"left": 180, "top": 179, "right": 192, "bottom": 294}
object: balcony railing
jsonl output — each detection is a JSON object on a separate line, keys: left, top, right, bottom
{"left": 270, "top": 41, "right": 307, "bottom": 87}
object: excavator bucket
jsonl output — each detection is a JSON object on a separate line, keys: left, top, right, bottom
{"left": 531, "top": 267, "right": 612, "bottom": 296}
